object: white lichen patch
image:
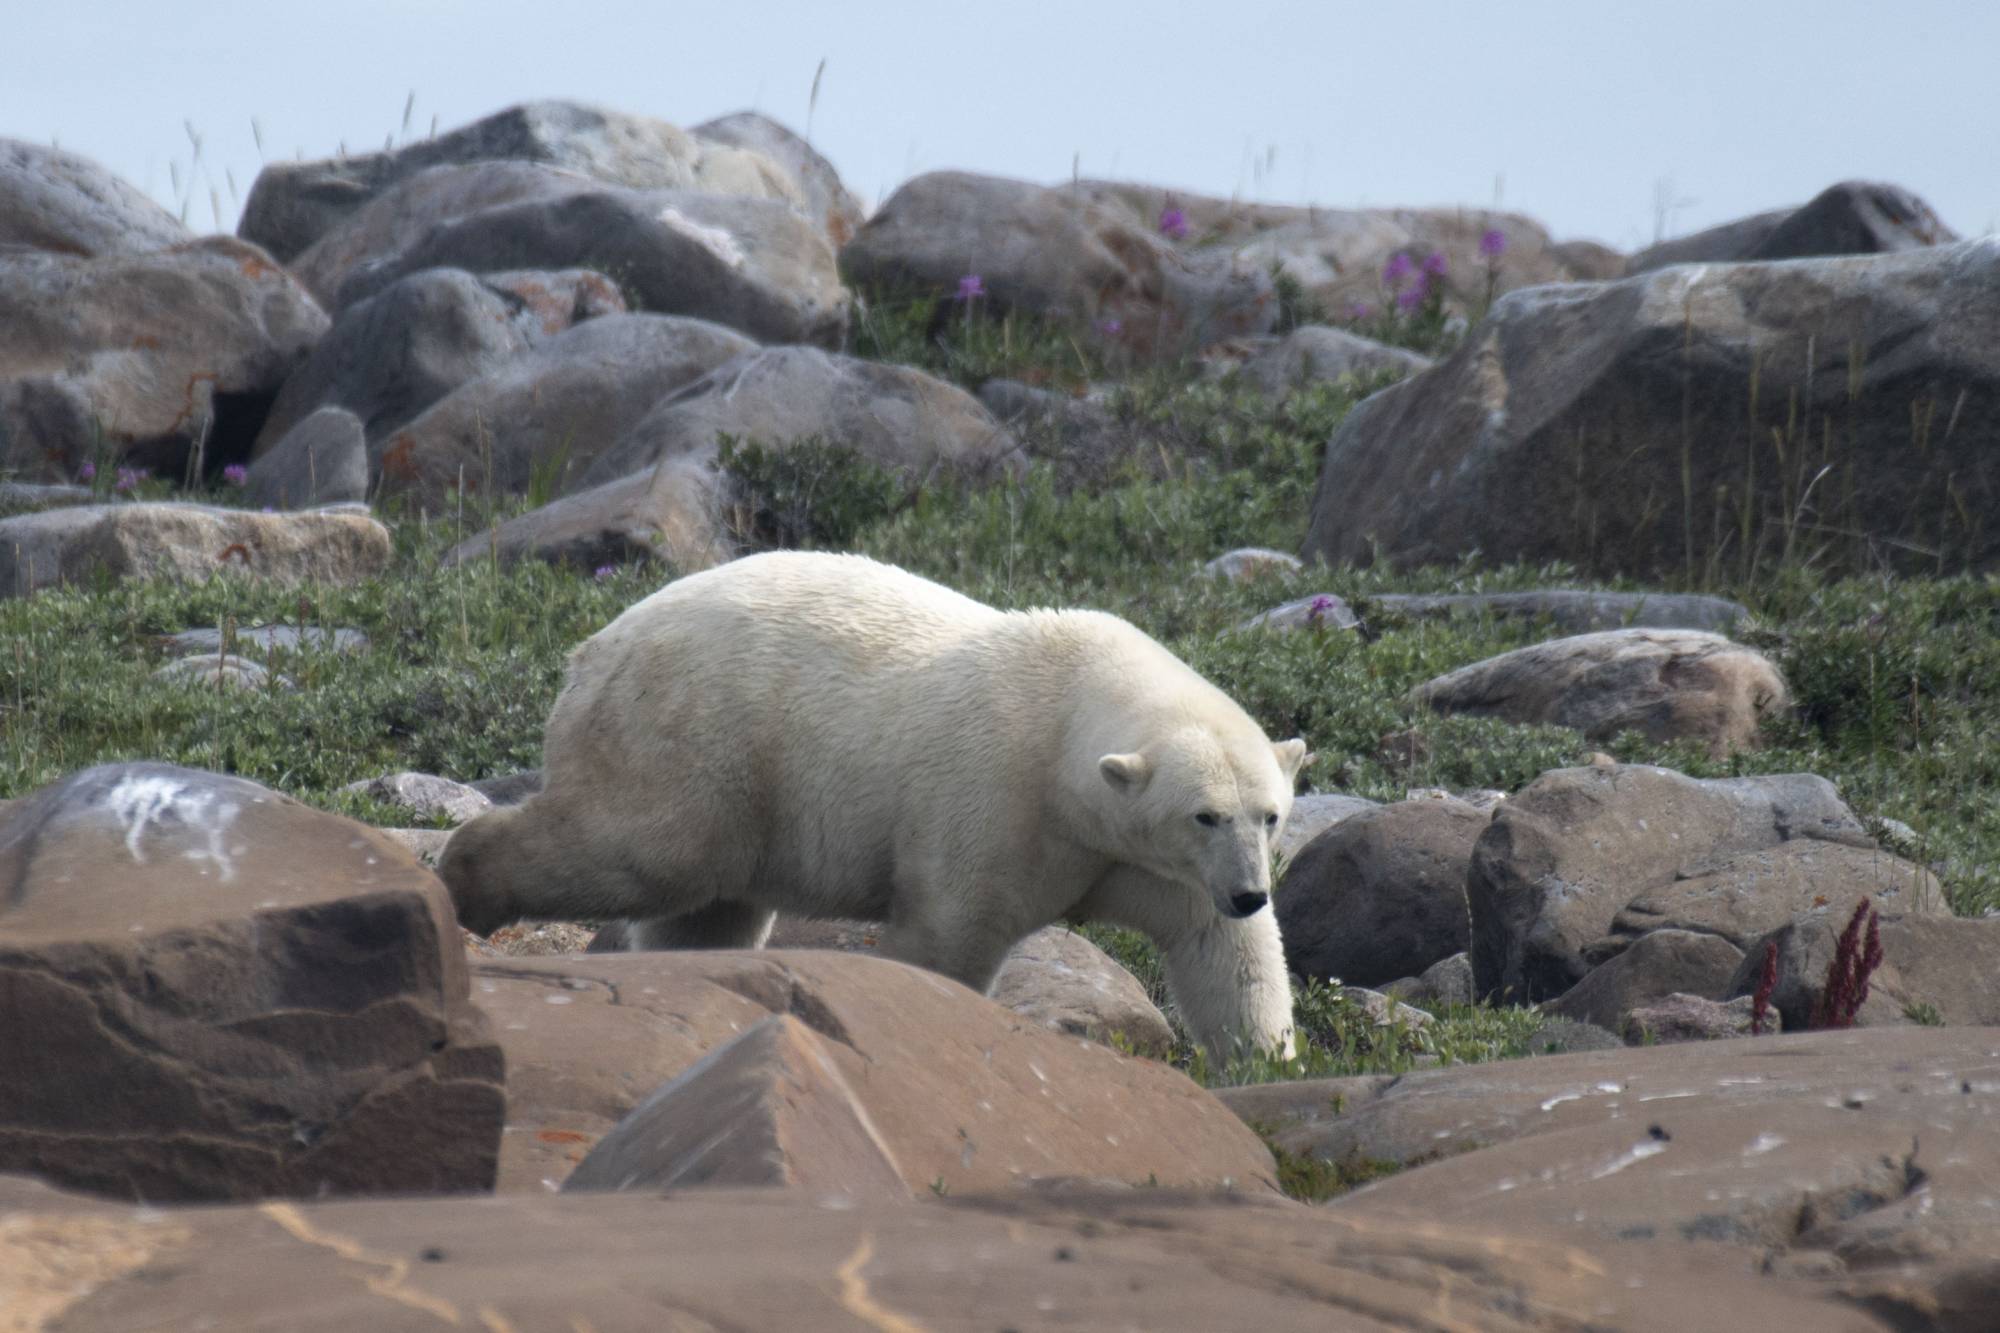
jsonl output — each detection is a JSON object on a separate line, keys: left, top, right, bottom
{"left": 656, "top": 207, "right": 746, "bottom": 270}
{"left": 104, "top": 774, "right": 241, "bottom": 881}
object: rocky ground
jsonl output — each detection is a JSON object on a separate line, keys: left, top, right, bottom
{"left": 3, "top": 99, "right": 1998, "bottom": 1329}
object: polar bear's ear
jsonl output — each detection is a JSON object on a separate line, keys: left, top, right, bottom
{"left": 1273, "top": 738, "right": 1313, "bottom": 781}
{"left": 1098, "top": 752, "right": 1151, "bottom": 794}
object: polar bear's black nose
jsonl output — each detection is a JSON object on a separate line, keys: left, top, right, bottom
{"left": 1228, "top": 891, "right": 1269, "bottom": 918}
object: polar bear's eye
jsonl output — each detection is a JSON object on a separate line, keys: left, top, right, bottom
{"left": 1194, "top": 812, "right": 1220, "bottom": 828}
{"left": 1263, "top": 812, "right": 1279, "bottom": 829}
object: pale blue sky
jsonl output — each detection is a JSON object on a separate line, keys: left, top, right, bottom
{"left": 8, "top": 0, "right": 1995, "bottom": 252}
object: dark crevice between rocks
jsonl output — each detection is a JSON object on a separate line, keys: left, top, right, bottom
{"left": 711, "top": 965, "right": 862, "bottom": 1059}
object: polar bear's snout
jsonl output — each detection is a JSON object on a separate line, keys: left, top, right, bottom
{"left": 1227, "top": 890, "right": 1269, "bottom": 918}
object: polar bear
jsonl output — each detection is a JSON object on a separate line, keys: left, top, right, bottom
{"left": 441, "top": 551, "right": 1307, "bottom": 1061}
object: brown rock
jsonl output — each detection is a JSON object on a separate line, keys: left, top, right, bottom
{"left": 1603, "top": 838, "right": 1947, "bottom": 953}
{"left": 1277, "top": 798, "right": 1483, "bottom": 986}
{"left": 0, "top": 502, "right": 391, "bottom": 598}
{"left": 439, "top": 454, "right": 731, "bottom": 575}
{"left": 468, "top": 950, "right": 1271, "bottom": 1196}
{"left": 0, "top": 1175, "right": 1885, "bottom": 1332}
{"left": 1623, "top": 992, "right": 1771, "bottom": 1043}
{"left": 1544, "top": 929, "right": 1746, "bottom": 1032}
{"left": 989, "top": 926, "right": 1174, "bottom": 1055}
{"left": 1468, "top": 764, "right": 1875, "bottom": 1002}
{"left": 1412, "top": 629, "right": 1788, "bottom": 758}
{"left": 0, "top": 238, "right": 327, "bottom": 480}
{"left": 0, "top": 763, "right": 504, "bottom": 1202}
{"left": 1727, "top": 912, "right": 2000, "bottom": 1030}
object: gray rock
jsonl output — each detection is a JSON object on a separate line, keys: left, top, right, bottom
{"left": 468, "top": 769, "right": 544, "bottom": 806}
{"left": 990, "top": 927, "right": 1174, "bottom": 1055}
{"left": 1626, "top": 180, "right": 1955, "bottom": 274}
{"left": 1203, "top": 547, "right": 1303, "bottom": 581}
{"left": 0, "top": 502, "right": 391, "bottom": 598}
{"left": 339, "top": 771, "right": 494, "bottom": 826}
{"left": 0, "top": 138, "right": 191, "bottom": 257}
{"left": 163, "top": 624, "right": 369, "bottom": 656}
{"left": 246, "top": 406, "right": 368, "bottom": 509}
{"left": 1341, "top": 986, "right": 1436, "bottom": 1031}
{"left": 253, "top": 268, "right": 600, "bottom": 455}
{"left": 0, "top": 762, "right": 504, "bottom": 1202}
{"left": 1237, "top": 593, "right": 1361, "bottom": 633}
{"left": 241, "top": 100, "right": 801, "bottom": 264}
{"left": 1467, "top": 764, "right": 1875, "bottom": 1003}
{"left": 442, "top": 457, "right": 730, "bottom": 575}
{"left": 374, "top": 313, "right": 754, "bottom": 508}
{"left": 1412, "top": 629, "right": 1789, "bottom": 758}
{"left": 1382, "top": 952, "right": 1475, "bottom": 1008}
{"left": 0, "top": 481, "right": 93, "bottom": 514}
{"left": 693, "top": 111, "right": 866, "bottom": 249}
{"left": 1277, "top": 798, "right": 1484, "bottom": 987}
{"left": 1273, "top": 793, "right": 1378, "bottom": 866}
{"left": 578, "top": 345, "right": 1022, "bottom": 493}
{"left": 1728, "top": 912, "right": 2000, "bottom": 1030}
{"left": 843, "top": 172, "right": 1275, "bottom": 361}
{"left": 150, "top": 652, "right": 290, "bottom": 691}
{"left": 1225, "top": 326, "right": 1432, "bottom": 394}
{"left": 1368, "top": 589, "right": 1750, "bottom": 634}
{"left": 1544, "top": 929, "right": 1747, "bottom": 1032}
{"left": 974, "top": 378, "right": 1134, "bottom": 483}
{"left": 1622, "top": 992, "right": 1770, "bottom": 1044}
{"left": 1302, "top": 241, "right": 2000, "bottom": 577}
{"left": 1521, "top": 1017, "right": 1625, "bottom": 1054}
{"left": 333, "top": 185, "right": 848, "bottom": 349}
{"left": 0, "top": 239, "right": 327, "bottom": 480}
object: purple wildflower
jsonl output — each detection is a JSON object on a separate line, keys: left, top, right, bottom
{"left": 1421, "top": 250, "right": 1449, "bottom": 277}
{"left": 77, "top": 461, "right": 97, "bottom": 481}
{"left": 1347, "top": 301, "right": 1374, "bottom": 321}
{"left": 1395, "top": 283, "right": 1425, "bottom": 312}
{"left": 222, "top": 463, "right": 249, "bottom": 486}
{"left": 1479, "top": 227, "right": 1508, "bottom": 259}
{"left": 954, "top": 274, "right": 986, "bottom": 302}
{"left": 1307, "top": 595, "right": 1339, "bottom": 626}
{"left": 114, "top": 466, "right": 145, "bottom": 493}
{"left": 1097, "top": 317, "right": 1123, "bottom": 336}
{"left": 1382, "top": 252, "right": 1415, "bottom": 288}
{"left": 593, "top": 564, "right": 617, "bottom": 581}
{"left": 1157, "top": 206, "right": 1189, "bottom": 240}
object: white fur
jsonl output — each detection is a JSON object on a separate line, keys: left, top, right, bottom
{"left": 440, "top": 551, "right": 1304, "bottom": 1061}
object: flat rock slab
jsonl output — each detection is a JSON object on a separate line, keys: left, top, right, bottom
{"left": 469, "top": 949, "right": 1268, "bottom": 1197}
{"left": 0, "top": 1175, "right": 1895, "bottom": 1332}
{"left": 0, "top": 503, "right": 391, "bottom": 597}
{"left": 0, "top": 763, "right": 504, "bottom": 1202}
{"left": 1369, "top": 589, "right": 1750, "bottom": 634}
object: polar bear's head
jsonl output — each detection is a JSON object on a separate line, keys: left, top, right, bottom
{"left": 1099, "top": 728, "right": 1311, "bottom": 920}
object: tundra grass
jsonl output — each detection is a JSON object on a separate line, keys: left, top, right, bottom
{"left": 3, "top": 360, "right": 1997, "bottom": 1103}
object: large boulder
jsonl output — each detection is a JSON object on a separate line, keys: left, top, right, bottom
{"left": 1466, "top": 764, "right": 1880, "bottom": 1003}
{"left": 0, "top": 763, "right": 504, "bottom": 1202}
{"left": 1302, "top": 240, "right": 2000, "bottom": 577}
{"left": 576, "top": 345, "right": 1021, "bottom": 489}
{"left": 244, "top": 405, "right": 368, "bottom": 509}
{"left": 1273, "top": 792, "right": 1378, "bottom": 865}
{"left": 438, "top": 458, "right": 729, "bottom": 573}
{"left": 0, "top": 502, "right": 391, "bottom": 597}
{"left": 842, "top": 171, "right": 1276, "bottom": 360}
{"left": 1075, "top": 181, "right": 1616, "bottom": 318}
{"left": 0, "top": 1176, "right": 1884, "bottom": 1332}
{"left": 374, "top": 313, "right": 755, "bottom": 506}
{"left": 1276, "top": 798, "right": 1483, "bottom": 987}
{"left": 467, "top": 950, "right": 1269, "bottom": 1196}
{"left": 331, "top": 185, "right": 849, "bottom": 347}
{"left": 0, "top": 138, "right": 190, "bottom": 257}
{"left": 988, "top": 925, "right": 1174, "bottom": 1054}
{"left": 1727, "top": 912, "right": 2000, "bottom": 1030}
{"left": 693, "top": 110, "right": 866, "bottom": 249}
{"left": 1541, "top": 928, "right": 1748, "bottom": 1033}
{"left": 1626, "top": 180, "right": 1956, "bottom": 275}
{"left": 1410, "top": 629, "right": 1789, "bottom": 758}
{"left": 251, "top": 267, "right": 611, "bottom": 454}
{"left": 239, "top": 99, "right": 801, "bottom": 264}
{"left": 0, "top": 239, "right": 327, "bottom": 480}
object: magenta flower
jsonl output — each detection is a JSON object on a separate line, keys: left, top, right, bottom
{"left": 222, "top": 463, "right": 249, "bottom": 486}
{"left": 1382, "top": 252, "right": 1414, "bottom": 289}
{"left": 114, "top": 466, "right": 145, "bottom": 493}
{"left": 77, "top": 461, "right": 97, "bottom": 481}
{"left": 1479, "top": 227, "right": 1508, "bottom": 259}
{"left": 954, "top": 274, "right": 986, "bottom": 302}
{"left": 1421, "top": 250, "right": 1449, "bottom": 277}
{"left": 1307, "top": 595, "right": 1339, "bottom": 625}
{"left": 593, "top": 564, "right": 616, "bottom": 581}
{"left": 1158, "top": 206, "right": 1189, "bottom": 240}
{"left": 1395, "top": 284, "right": 1425, "bottom": 312}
